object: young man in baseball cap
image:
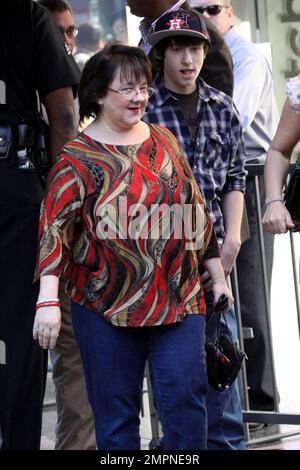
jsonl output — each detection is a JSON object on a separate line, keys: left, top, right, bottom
{"left": 143, "top": 8, "right": 247, "bottom": 450}
{"left": 125, "top": 0, "right": 233, "bottom": 96}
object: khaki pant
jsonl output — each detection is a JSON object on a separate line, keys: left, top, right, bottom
{"left": 50, "top": 285, "right": 96, "bottom": 450}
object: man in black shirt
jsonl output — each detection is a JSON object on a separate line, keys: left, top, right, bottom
{"left": 37, "top": 0, "right": 78, "bottom": 54}
{"left": 0, "top": 0, "right": 80, "bottom": 449}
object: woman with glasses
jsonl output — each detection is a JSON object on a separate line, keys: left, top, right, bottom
{"left": 32, "top": 43, "right": 232, "bottom": 450}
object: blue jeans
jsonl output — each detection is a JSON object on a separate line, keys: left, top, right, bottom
{"left": 205, "top": 293, "right": 245, "bottom": 450}
{"left": 71, "top": 303, "right": 208, "bottom": 451}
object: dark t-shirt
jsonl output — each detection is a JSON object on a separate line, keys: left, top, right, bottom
{"left": 170, "top": 88, "right": 199, "bottom": 142}
{"left": 0, "top": 0, "right": 80, "bottom": 122}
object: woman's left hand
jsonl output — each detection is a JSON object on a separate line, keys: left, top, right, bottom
{"left": 211, "top": 280, "right": 234, "bottom": 314}
{"left": 33, "top": 306, "right": 61, "bottom": 349}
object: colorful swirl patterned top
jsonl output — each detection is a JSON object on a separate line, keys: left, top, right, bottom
{"left": 35, "top": 124, "right": 219, "bottom": 327}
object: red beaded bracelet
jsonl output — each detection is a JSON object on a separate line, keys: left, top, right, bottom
{"left": 35, "top": 301, "right": 61, "bottom": 310}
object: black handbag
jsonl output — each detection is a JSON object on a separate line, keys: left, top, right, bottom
{"left": 205, "top": 300, "right": 247, "bottom": 392}
{"left": 284, "top": 155, "right": 300, "bottom": 231}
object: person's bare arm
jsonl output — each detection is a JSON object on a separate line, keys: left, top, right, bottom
{"left": 220, "top": 190, "right": 243, "bottom": 276}
{"left": 33, "top": 275, "right": 61, "bottom": 349}
{"left": 43, "top": 87, "right": 78, "bottom": 162}
{"left": 263, "top": 99, "right": 300, "bottom": 233}
{"left": 265, "top": 99, "right": 300, "bottom": 197}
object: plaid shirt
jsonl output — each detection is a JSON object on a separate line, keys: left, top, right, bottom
{"left": 144, "top": 75, "right": 247, "bottom": 242}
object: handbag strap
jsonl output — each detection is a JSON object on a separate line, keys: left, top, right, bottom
{"left": 206, "top": 310, "right": 231, "bottom": 347}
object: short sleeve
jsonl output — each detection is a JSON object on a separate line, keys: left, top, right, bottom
{"left": 35, "top": 158, "right": 83, "bottom": 281}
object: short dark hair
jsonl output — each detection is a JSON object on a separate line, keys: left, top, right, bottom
{"left": 153, "top": 36, "right": 209, "bottom": 74}
{"left": 78, "top": 42, "right": 152, "bottom": 123}
{"left": 37, "top": 0, "right": 72, "bottom": 14}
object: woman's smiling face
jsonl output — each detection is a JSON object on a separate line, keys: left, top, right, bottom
{"left": 99, "top": 67, "right": 150, "bottom": 131}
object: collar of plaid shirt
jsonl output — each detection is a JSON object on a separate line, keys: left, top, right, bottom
{"left": 150, "top": 74, "right": 221, "bottom": 108}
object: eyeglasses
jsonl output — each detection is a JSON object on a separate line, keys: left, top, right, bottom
{"left": 195, "top": 4, "right": 227, "bottom": 16}
{"left": 107, "top": 87, "right": 154, "bottom": 98}
{"left": 59, "top": 25, "right": 78, "bottom": 39}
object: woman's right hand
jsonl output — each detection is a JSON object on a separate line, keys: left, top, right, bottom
{"left": 33, "top": 306, "right": 61, "bottom": 350}
{"left": 262, "top": 200, "right": 295, "bottom": 234}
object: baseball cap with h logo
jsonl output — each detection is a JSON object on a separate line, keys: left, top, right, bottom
{"left": 148, "top": 9, "right": 211, "bottom": 47}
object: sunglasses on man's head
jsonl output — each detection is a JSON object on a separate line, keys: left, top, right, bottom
{"left": 195, "top": 4, "right": 227, "bottom": 16}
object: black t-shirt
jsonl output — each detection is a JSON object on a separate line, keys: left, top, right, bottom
{"left": 0, "top": 0, "right": 80, "bottom": 122}
{"left": 170, "top": 87, "right": 199, "bottom": 142}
